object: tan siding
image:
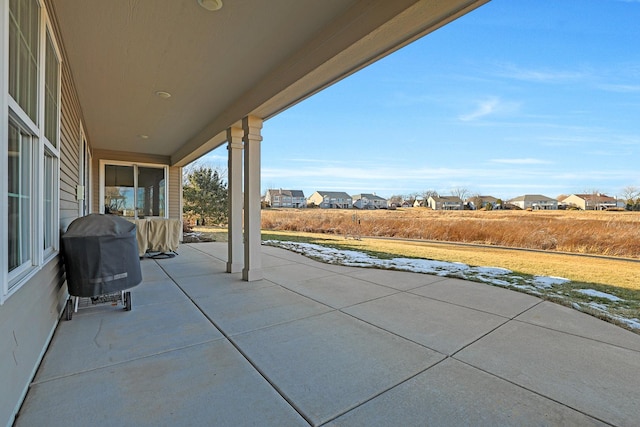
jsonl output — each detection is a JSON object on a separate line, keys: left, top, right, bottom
{"left": 91, "top": 156, "right": 101, "bottom": 214}
{"left": 2, "top": 2, "right": 88, "bottom": 424}
{"left": 55, "top": 3, "right": 84, "bottom": 230}
{"left": 0, "top": 257, "right": 66, "bottom": 425}
{"left": 169, "top": 166, "right": 182, "bottom": 220}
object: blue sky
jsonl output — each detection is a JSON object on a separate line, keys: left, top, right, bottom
{"left": 200, "top": 0, "right": 640, "bottom": 200}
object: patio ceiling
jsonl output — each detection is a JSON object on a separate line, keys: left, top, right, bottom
{"left": 50, "top": 0, "right": 489, "bottom": 166}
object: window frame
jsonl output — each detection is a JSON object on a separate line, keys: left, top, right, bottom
{"left": 2, "top": 0, "right": 62, "bottom": 303}
{"left": 6, "top": 117, "right": 35, "bottom": 282}
{"left": 78, "top": 124, "right": 92, "bottom": 217}
{"left": 99, "top": 160, "right": 170, "bottom": 220}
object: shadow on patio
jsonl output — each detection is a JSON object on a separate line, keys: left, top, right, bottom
{"left": 15, "top": 243, "right": 640, "bottom": 426}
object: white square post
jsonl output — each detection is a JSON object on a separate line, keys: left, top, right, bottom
{"left": 242, "top": 116, "right": 263, "bottom": 281}
{"left": 226, "top": 126, "right": 244, "bottom": 273}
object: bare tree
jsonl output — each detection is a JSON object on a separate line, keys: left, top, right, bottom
{"left": 421, "top": 189, "right": 439, "bottom": 200}
{"left": 183, "top": 159, "right": 228, "bottom": 185}
{"left": 451, "top": 187, "right": 469, "bottom": 202}
{"left": 621, "top": 186, "right": 639, "bottom": 208}
{"left": 469, "top": 193, "right": 484, "bottom": 210}
{"left": 584, "top": 188, "right": 602, "bottom": 210}
{"left": 388, "top": 194, "right": 404, "bottom": 207}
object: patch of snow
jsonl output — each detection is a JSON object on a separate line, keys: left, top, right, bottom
{"left": 576, "top": 289, "right": 623, "bottom": 302}
{"left": 263, "top": 240, "right": 640, "bottom": 331}
{"left": 509, "top": 284, "right": 540, "bottom": 293}
{"left": 617, "top": 317, "right": 640, "bottom": 330}
{"left": 532, "top": 276, "right": 569, "bottom": 288}
{"left": 472, "top": 266, "right": 512, "bottom": 275}
{"left": 587, "top": 302, "right": 610, "bottom": 312}
{"left": 264, "top": 240, "right": 570, "bottom": 291}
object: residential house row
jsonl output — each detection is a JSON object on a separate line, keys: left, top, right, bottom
{"left": 265, "top": 189, "right": 624, "bottom": 211}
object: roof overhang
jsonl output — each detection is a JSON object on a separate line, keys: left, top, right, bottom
{"left": 50, "top": 0, "right": 489, "bottom": 166}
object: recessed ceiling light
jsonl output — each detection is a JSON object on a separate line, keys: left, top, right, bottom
{"left": 138, "top": 134, "right": 149, "bottom": 139}
{"left": 198, "top": 0, "right": 223, "bottom": 11}
{"left": 155, "top": 91, "right": 172, "bottom": 99}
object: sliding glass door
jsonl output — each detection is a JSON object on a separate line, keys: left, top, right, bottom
{"left": 103, "top": 163, "right": 166, "bottom": 218}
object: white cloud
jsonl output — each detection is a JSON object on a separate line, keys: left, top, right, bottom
{"left": 458, "top": 96, "right": 521, "bottom": 122}
{"left": 596, "top": 83, "right": 640, "bottom": 93}
{"left": 492, "top": 63, "right": 586, "bottom": 83}
{"left": 459, "top": 97, "right": 500, "bottom": 121}
{"left": 490, "top": 158, "right": 552, "bottom": 165}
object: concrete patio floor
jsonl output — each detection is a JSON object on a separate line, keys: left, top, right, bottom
{"left": 14, "top": 242, "right": 640, "bottom": 426}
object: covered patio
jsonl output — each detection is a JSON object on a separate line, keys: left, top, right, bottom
{"left": 3, "top": 2, "right": 499, "bottom": 423}
{"left": 5, "top": 1, "right": 640, "bottom": 425}
{"left": 15, "top": 243, "right": 640, "bottom": 426}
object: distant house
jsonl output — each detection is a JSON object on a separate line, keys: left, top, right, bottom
{"left": 265, "top": 189, "right": 306, "bottom": 208}
{"left": 467, "top": 195, "right": 499, "bottom": 210}
{"left": 352, "top": 193, "right": 387, "bottom": 209}
{"left": 427, "top": 196, "right": 464, "bottom": 210}
{"left": 387, "top": 195, "right": 403, "bottom": 208}
{"left": 413, "top": 197, "right": 425, "bottom": 208}
{"left": 562, "top": 194, "right": 617, "bottom": 210}
{"left": 509, "top": 194, "right": 558, "bottom": 210}
{"left": 308, "top": 191, "right": 353, "bottom": 209}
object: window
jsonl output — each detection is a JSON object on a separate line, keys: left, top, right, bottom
{"left": 44, "top": 32, "right": 59, "bottom": 147}
{"left": 104, "top": 165, "right": 135, "bottom": 216}
{"left": 103, "top": 163, "right": 167, "bottom": 218}
{"left": 137, "top": 167, "right": 166, "bottom": 217}
{"left": 8, "top": 0, "right": 39, "bottom": 125}
{"left": 8, "top": 121, "right": 32, "bottom": 279}
{"left": 43, "top": 151, "right": 56, "bottom": 253}
{"left": 3, "top": 0, "right": 61, "bottom": 298}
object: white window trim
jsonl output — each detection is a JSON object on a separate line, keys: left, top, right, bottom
{"left": 42, "top": 19, "right": 61, "bottom": 156}
{"left": 78, "top": 123, "right": 91, "bottom": 216}
{"left": 2, "top": 0, "right": 62, "bottom": 304}
{"left": 1, "top": 0, "right": 9, "bottom": 303}
{"left": 99, "top": 160, "right": 170, "bottom": 219}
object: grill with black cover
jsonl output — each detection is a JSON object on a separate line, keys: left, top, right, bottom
{"left": 62, "top": 214, "right": 141, "bottom": 300}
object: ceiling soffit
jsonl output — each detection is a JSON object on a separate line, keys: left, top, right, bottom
{"left": 49, "top": 0, "right": 489, "bottom": 165}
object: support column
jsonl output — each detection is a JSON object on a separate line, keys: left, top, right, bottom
{"left": 242, "top": 116, "right": 263, "bottom": 281}
{"left": 226, "top": 127, "right": 244, "bottom": 273}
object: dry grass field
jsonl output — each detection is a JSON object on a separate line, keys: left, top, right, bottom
{"left": 261, "top": 208, "right": 640, "bottom": 259}
{"left": 189, "top": 208, "right": 640, "bottom": 330}
{"left": 189, "top": 208, "right": 640, "bottom": 289}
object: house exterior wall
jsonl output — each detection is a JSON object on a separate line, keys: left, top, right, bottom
{"left": 511, "top": 197, "right": 558, "bottom": 210}
{"left": 427, "top": 197, "right": 438, "bottom": 210}
{"left": 428, "top": 197, "right": 463, "bottom": 210}
{"left": 562, "top": 195, "right": 586, "bottom": 210}
{"left": 1, "top": 1, "right": 82, "bottom": 423}
{"left": 443, "top": 202, "right": 463, "bottom": 210}
{"left": 265, "top": 190, "right": 306, "bottom": 208}
{"left": 0, "top": 257, "right": 66, "bottom": 426}
{"left": 353, "top": 194, "right": 387, "bottom": 209}
{"left": 562, "top": 194, "right": 616, "bottom": 210}
{"left": 1, "top": 4, "right": 186, "bottom": 423}
{"left": 268, "top": 193, "right": 289, "bottom": 207}
{"left": 308, "top": 191, "right": 352, "bottom": 208}
{"left": 291, "top": 196, "right": 306, "bottom": 208}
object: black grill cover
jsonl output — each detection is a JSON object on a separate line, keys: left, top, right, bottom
{"left": 62, "top": 214, "right": 142, "bottom": 297}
